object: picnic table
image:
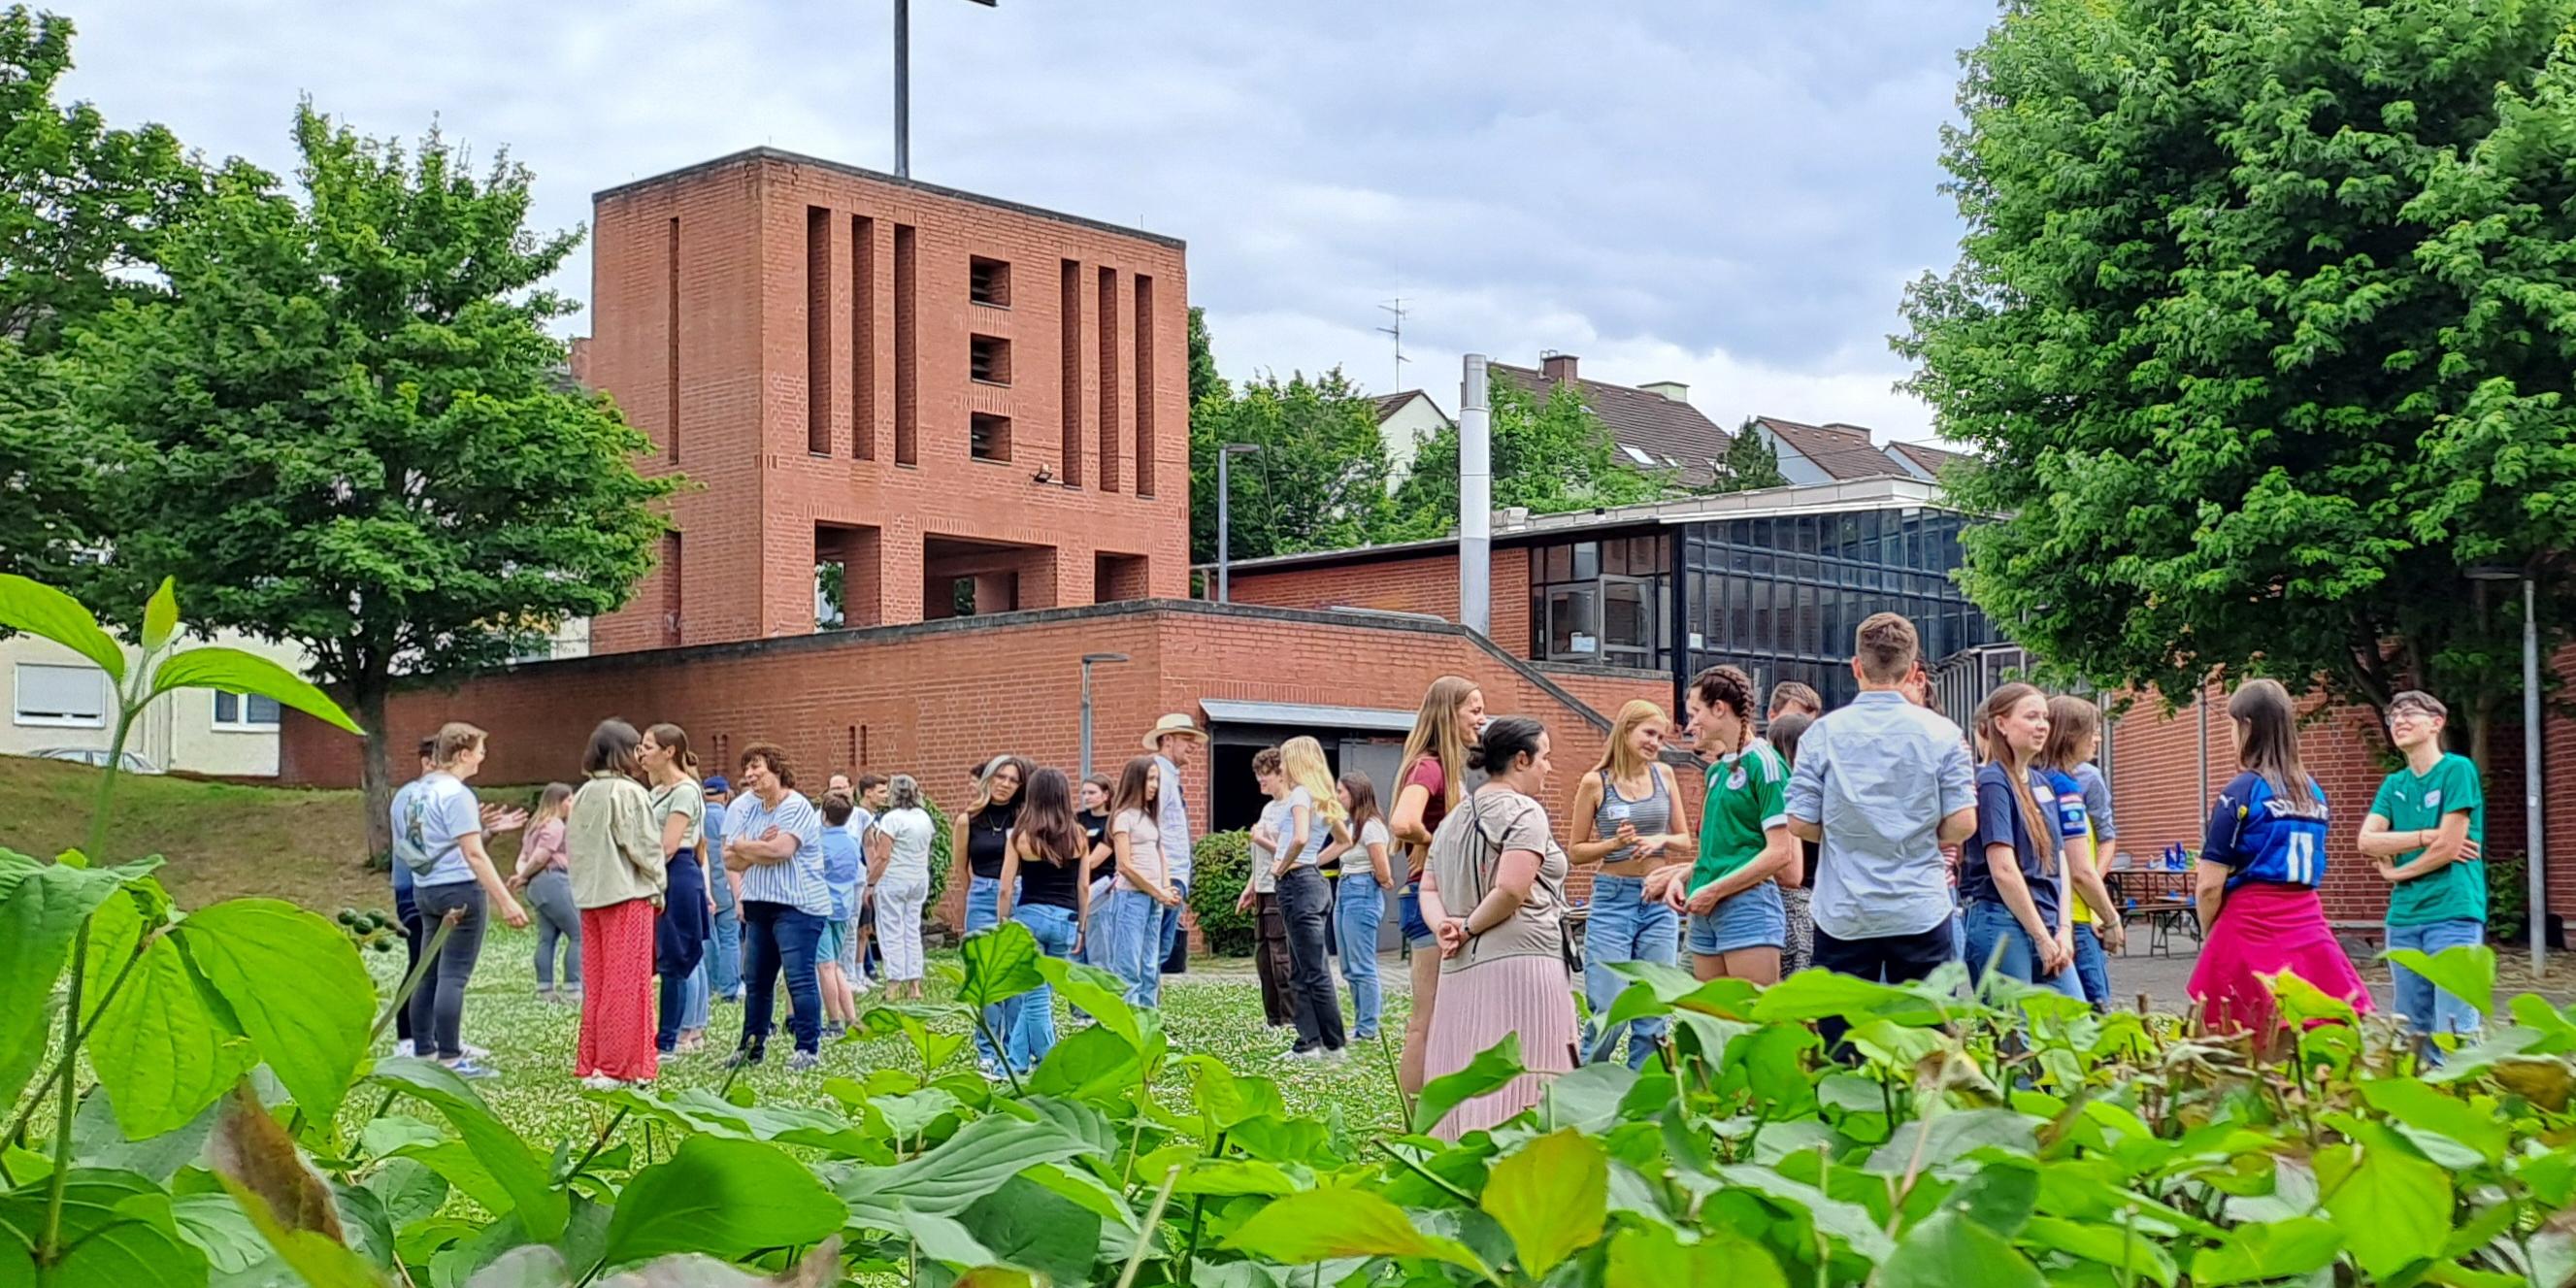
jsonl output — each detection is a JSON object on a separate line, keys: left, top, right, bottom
{"left": 2103, "top": 868, "right": 2201, "bottom": 957}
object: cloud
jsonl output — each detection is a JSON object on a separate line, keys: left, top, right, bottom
{"left": 56, "top": 0, "right": 1991, "bottom": 444}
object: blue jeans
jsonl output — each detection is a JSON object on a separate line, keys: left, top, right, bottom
{"left": 1584, "top": 874, "right": 1679, "bottom": 1068}
{"left": 1107, "top": 888, "right": 1165, "bottom": 1007}
{"left": 1335, "top": 872, "right": 1386, "bottom": 1040}
{"left": 1152, "top": 878, "right": 1191, "bottom": 1003}
{"left": 708, "top": 871, "right": 743, "bottom": 1000}
{"left": 2388, "top": 918, "right": 2486, "bottom": 1047}
{"left": 965, "top": 875, "right": 1005, "bottom": 1068}
{"left": 1398, "top": 883, "right": 1436, "bottom": 948}
{"left": 738, "top": 901, "right": 825, "bottom": 1055}
{"left": 2070, "top": 923, "right": 2112, "bottom": 1010}
{"left": 681, "top": 962, "right": 710, "bottom": 1032}
{"left": 1003, "top": 903, "right": 1079, "bottom": 1073}
{"left": 1963, "top": 900, "right": 2086, "bottom": 1000}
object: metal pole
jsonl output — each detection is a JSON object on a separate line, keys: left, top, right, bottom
{"left": 893, "top": 0, "right": 909, "bottom": 179}
{"left": 1459, "top": 353, "right": 1492, "bottom": 635}
{"left": 1079, "top": 658, "right": 1095, "bottom": 781}
{"left": 2526, "top": 576, "right": 2547, "bottom": 976}
{"left": 1217, "top": 448, "right": 1232, "bottom": 602}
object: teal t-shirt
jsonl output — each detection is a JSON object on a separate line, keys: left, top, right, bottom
{"left": 2370, "top": 751, "right": 2487, "bottom": 927}
{"left": 1693, "top": 743, "right": 1790, "bottom": 893}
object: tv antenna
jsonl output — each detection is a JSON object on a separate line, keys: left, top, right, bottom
{"left": 1377, "top": 295, "right": 1410, "bottom": 393}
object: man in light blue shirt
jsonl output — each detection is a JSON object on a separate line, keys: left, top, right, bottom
{"left": 1784, "top": 612, "right": 1977, "bottom": 993}
{"left": 1143, "top": 713, "right": 1208, "bottom": 1007}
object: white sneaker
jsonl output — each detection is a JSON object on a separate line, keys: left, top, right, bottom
{"left": 580, "top": 1073, "right": 628, "bottom": 1092}
{"left": 393, "top": 1040, "right": 414, "bottom": 1058}
{"left": 461, "top": 1042, "right": 491, "bottom": 1059}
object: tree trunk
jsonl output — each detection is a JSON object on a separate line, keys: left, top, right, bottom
{"left": 357, "top": 683, "right": 393, "bottom": 863}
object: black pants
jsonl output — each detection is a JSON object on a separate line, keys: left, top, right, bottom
{"left": 407, "top": 882, "right": 487, "bottom": 1061}
{"left": 655, "top": 852, "right": 711, "bottom": 1051}
{"left": 395, "top": 889, "right": 423, "bottom": 1045}
{"left": 1277, "top": 867, "right": 1345, "bottom": 1052}
{"left": 1810, "top": 916, "right": 1955, "bottom": 1052}
{"left": 1252, "top": 891, "right": 1295, "bottom": 1027}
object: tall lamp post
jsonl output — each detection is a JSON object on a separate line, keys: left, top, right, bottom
{"left": 1215, "top": 443, "right": 1262, "bottom": 602}
{"left": 1078, "top": 652, "right": 1129, "bottom": 780}
{"left": 2468, "top": 563, "right": 2547, "bottom": 976}
{"left": 893, "top": 0, "right": 996, "bottom": 180}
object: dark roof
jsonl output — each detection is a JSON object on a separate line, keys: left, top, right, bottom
{"left": 1371, "top": 390, "right": 1445, "bottom": 423}
{"left": 1752, "top": 416, "right": 1908, "bottom": 481}
{"left": 1886, "top": 440, "right": 1966, "bottom": 479}
{"left": 1492, "top": 362, "right": 1731, "bottom": 486}
{"left": 593, "top": 147, "right": 1185, "bottom": 249}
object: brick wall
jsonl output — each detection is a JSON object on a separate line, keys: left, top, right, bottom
{"left": 587, "top": 150, "right": 1191, "bottom": 653}
{"left": 1229, "top": 547, "right": 1535, "bottom": 656}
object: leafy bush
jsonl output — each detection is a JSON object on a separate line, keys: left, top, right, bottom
{"left": 2490, "top": 851, "right": 2529, "bottom": 939}
{"left": 1187, "top": 828, "right": 1253, "bottom": 954}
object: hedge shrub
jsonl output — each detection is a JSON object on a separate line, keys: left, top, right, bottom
{"left": 1187, "top": 829, "right": 1253, "bottom": 955}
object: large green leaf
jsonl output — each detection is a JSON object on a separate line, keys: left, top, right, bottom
{"left": 1481, "top": 1129, "right": 1605, "bottom": 1277}
{"left": 1032, "top": 956, "right": 1156, "bottom": 1054}
{"left": 955, "top": 919, "right": 1042, "bottom": 1009}
{"left": 0, "top": 1169, "right": 209, "bottom": 1288}
{"left": 150, "top": 646, "right": 362, "bottom": 735}
{"left": 218, "top": 1174, "right": 384, "bottom": 1288}
{"left": 1410, "top": 1032, "right": 1522, "bottom": 1135}
{"left": 2358, "top": 1077, "right": 2508, "bottom": 1164}
{"left": 0, "top": 852, "right": 129, "bottom": 1111}
{"left": 1182, "top": 1055, "right": 1288, "bottom": 1131}
{"left": 601, "top": 1136, "right": 842, "bottom": 1268}
{"left": 372, "top": 1058, "right": 568, "bottom": 1241}
{"left": 1536, "top": 1062, "right": 1636, "bottom": 1134}
{"left": 1603, "top": 1223, "right": 1786, "bottom": 1288}
{"left": 170, "top": 1192, "right": 270, "bottom": 1275}
{"left": 2188, "top": 1217, "right": 2344, "bottom": 1286}
{"left": 1226, "top": 1189, "right": 1487, "bottom": 1274}
{"left": 2383, "top": 944, "right": 2497, "bottom": 1022}
{"left": 83, "top": 894, "right": 257, "bottom": 1139}
{"left": 1879, "top": 1210, "right": 2042, "bottom": 1288}
{"left": 2321, "top": 1138, "right": 2451, "bottom": 1280}
{"left": 837, "top": 1111, "right": 1092, "bottom": 1228}
{"left": 1749, "top": 968, "right": 1950, "bottom": 1026}
{"left": 2019, "top": 1215, "right": 2177, "bottom": 1287}
{"left": 954, "top": 1175, "right": 1103, "bottom": 1287}
{"left": 1025, "top": 1024, "right": 1143, "bottom": 1102}
{"left": 0, "top": 573, "right": 125, "bottom": 680}
{"left": 177, "top": 900, "right": 374, "bottom": 1125}
{"left": 1865, "top": 1109, "right": 2039, "bottom": 1173}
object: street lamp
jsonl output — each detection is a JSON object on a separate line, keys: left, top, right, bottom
{"left": 893, "top": 0, "right": 997, "bottom": 180}
{"left": 2467, "top": 563, "right": 2546, "bottom": 976}
{"left": 1079, "top": 652, "right": 1130, "bottom": 780}
{"left": 1216, "top": 444, "right": 1262, "bottom": 603}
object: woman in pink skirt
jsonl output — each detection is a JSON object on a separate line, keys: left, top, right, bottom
{"left": 2188, "top": 678, "right": 2371, "bottom": 1053}
{"left": 1418, "top": 715, "right": 1578, "bottom": 1140}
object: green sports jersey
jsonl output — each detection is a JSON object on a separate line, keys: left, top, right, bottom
{"left": 2370, "top": 751, "right": 2487, "bottom": 927}
{"left": 1694, "top": 742, "right": 1790, "bottom": 894}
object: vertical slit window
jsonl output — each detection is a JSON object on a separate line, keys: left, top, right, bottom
{"left": 894, "top": 223, "right": 917, "bottom": 465}
{"left": 806, "top": 207, "right": 832, "bottom": 455}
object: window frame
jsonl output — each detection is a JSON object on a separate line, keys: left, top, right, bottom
{"left": 211, "top": 689, "right": 282, "bottom": 732}
{"left": 13, "top": 662, "right": 109, "bottom": 729}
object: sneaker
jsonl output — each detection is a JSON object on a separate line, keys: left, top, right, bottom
{"left": 580, "top": 1073, "right": 628, "bottom": 1092}
{"left": 461, "top": 1043, "right": 491, "bottom": 1060}
{"left": 393, "top": 1040, "right": 415, "bottom": 1058}
{"left": 978, "top": 1061, "right": 1009, "bottom": 1083}
{"left": 556, "top": 991, "right": 583, "bottom": 1007}
{"left": 1351, "top": 1029, "right": 1379, "bottom": 1043}
{"left": 1320, "top": 1047, "right": 1350, "bottom": 1067}
{"left": 445, "top": 1058, "right": 500, "bottom": 1080}
{"left": 786, "top": 1050, "right": 821, "bottom": 1073}
{"left": 726, "top": 1047, "right": 765, "bottom": 1069}
{"left": 1282, "top": 1046, "right": 1323, "bottom": 1064}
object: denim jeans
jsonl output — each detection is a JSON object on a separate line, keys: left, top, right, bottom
{"left": 739, "top": 901, "right": 825, "bottom": 1056}
{"left": 681, "top": 961, "right": 710, "bottom": 1032}
{"left": 2388, "top": 917, "right": 2486, "bottom": 1046}
{"left": 1963, "top": 900, "right": 2087, "bottom": 1000}
{"left": 408, "top": 882, "right": 487, "bottom": 1061}
{"left": 965, "top": 875, "right": 1005, "bottom": 1070}
{"left": 1277, "top": 868, "right": 1345, "bottom": 1052}
{"left": 525, "top": 869, "right": 581, "bottom": 993}
{"left": 708, "top": 872, "right": 743, "bottom": 1000}
{"left": 1335, "top": 871, "right": 1386, "bottom": 1040}
{"left": 1107, "top": 888, "right": 1164, "bottom": 1007}
{"left": 1583, "top": 874, "right": 1679, "bottom": 1068}
{"left": 2069, "top": 923, "right": 2112, "bottom": 1010}
{"left": 1003, "top": 903, "right": 1079, "bottom": 1073}
{"left": 1152, "top": 879, "right": 1191, "bottom": 1003}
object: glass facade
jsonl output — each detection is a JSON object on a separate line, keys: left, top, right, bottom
{"left": 1524, "top": 507, "right": 1999, "bottom": 710}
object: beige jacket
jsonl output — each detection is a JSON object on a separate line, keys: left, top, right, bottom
{"left": 568, "top": 773, "right": 668, "bottom": 909}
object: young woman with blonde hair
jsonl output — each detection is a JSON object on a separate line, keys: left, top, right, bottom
{"left": 1393, "top": 676, "right": 1485, "bottom": 1094}
{"left": 400, "top": 722, "right": 530, "bottom": 1079}
{"left": 641, "top": 723, "right": 711, "bottom": 1054}
{"left": 1274, "top": 736, "right": 1351, "bottom": 1062}
{"left": 1960, "top": 684, "right": 2083, "bottom": 998}
{"left": 1569, "top": 701, "right": 1689, "bottom": 1067}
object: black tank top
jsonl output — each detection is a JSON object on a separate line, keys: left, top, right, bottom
{"left": 1017, "top": 848, "right": 1082, "bottom": 910}
{"left": 968, "top": 801, "right": 1017, "bottom": 878}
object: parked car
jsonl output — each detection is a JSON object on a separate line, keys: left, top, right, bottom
{"left": 29, "top": 747, "right": 163, "bottom": 775}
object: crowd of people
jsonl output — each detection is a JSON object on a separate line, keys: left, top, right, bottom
{"left": 380, "top": 608, "right": 2493, "bottom": 1121}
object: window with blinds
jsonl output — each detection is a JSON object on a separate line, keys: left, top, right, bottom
{"left": 14, "top": 663, "right": 107, "bottom": 727}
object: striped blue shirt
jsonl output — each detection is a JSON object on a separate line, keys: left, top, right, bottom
{"left": 726, "top": 790, "right": 830, "bottom": 916}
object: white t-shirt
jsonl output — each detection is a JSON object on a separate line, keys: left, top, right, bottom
{"left": 1249, "top": 798, "right": 1287, "bottom": 894}
{"left": 876, "top": 807, "right": 936, "bottom": 883}
{"left": 1353, "top": 817, "right": 1392, "bottom": 880}
{"left": 1284, "top": 786, "right": 1333, "bottom": 869}
{"left": 401, "top": 772, "right": 483, "bottom": 887}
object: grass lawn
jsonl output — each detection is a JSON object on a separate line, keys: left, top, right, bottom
{"left": 363, "top": 923, "right": 1417, "bottom": 1147}
{"left": 0, "top": 756, "right": 387, "bottom": 911}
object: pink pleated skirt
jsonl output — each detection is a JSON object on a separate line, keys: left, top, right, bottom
{"left": 2188, "top": 882, "right": 2372, "bottom": 1040}
{"left": 1422, "top": 954, "right": 1578, "bottom": 1140}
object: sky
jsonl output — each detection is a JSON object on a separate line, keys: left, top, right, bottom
{"left": 57, "top": 1, "right": 1998, "bottom": 446}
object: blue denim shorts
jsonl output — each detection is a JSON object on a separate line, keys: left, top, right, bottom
{"left": 1687, "top": 882, "right": 1786, "bottom": 955}
{"left": 1398, "top": 883, "right": 1435, "bottom": 948}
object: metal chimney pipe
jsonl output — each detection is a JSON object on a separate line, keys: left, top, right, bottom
{"left": 1459, "top": 353, "right": 1491, "bottom": 636}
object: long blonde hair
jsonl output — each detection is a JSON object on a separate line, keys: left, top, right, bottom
{"left": 1279, "top": 737, "right": 1346, "bottom": 823}
{"left": 1974, "top": 682, "right": 2058, "bottom": 875}
{"left": 1589, "top": 700, "right": 1668, "bottom": 782}
{"left": 532, "top": 781, "right": 574, "bottom": 827}
{"left": 1398, "top": 676, "right": 1476, "bottom": 811}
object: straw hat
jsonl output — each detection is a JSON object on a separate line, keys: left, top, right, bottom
{"left": 1140, "top": 712, "right": 1208, "bottom": 751}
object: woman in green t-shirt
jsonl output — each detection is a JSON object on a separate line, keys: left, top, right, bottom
{"left": 1655, "top": 665, "right": 1800, "bottom": 985}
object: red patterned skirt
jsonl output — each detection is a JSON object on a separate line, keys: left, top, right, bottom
{"left": 578, "top": 899, "right": 660, "bottom": 1083}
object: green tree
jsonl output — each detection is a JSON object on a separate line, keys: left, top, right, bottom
{"left": 1186, "top": 305, "right": 1229, "bottom": 406}
{"left": 1897, "top": 0, "right": 2576, "bottom": 761}
{"left": 1718, "top": 419, "right": 1789, "bottom": 493}
{"left": 0, "top": 7, "right": 206, "bottom": 578}
{"left": 1191, "top": 367, "right": 1393, "bottom": 565}
{"left": 69, "top": 105, "right": 677, "bottom": 854}
{"left": 1391, "top": 376, "right": 1663, "bottom": 539}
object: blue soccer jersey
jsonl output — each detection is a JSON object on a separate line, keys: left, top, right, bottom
{"left": 2201, "top": 771, "right": 2329, "bottom": 890}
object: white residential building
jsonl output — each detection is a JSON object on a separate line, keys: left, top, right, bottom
{"left": 3, "top": 631, "right": 315, "bottom": 776}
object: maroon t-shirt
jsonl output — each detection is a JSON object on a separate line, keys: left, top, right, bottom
{"left": 1404, "top": 756, "right": 1449, "bottom": 881}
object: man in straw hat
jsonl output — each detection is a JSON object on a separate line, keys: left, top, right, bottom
{"left": 1139, "top": 712, "right": 1208, "bottom": 1006}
